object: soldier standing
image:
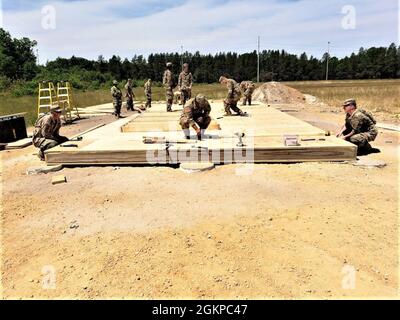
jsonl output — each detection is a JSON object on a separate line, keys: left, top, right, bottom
{"left": 111, "top": 80, "right": 123, "bottom": 118}
{"left": 180, "top": 94, "right": 212, "bottom": 140}
{"left": 337, "top": 99, "right": 378, "bottom": 155}
{"left": 144, "top": 79, "right": 152, "bottom": 108}
{"left": 219, "top": 76, "right": 246, "bottom": 116}
{"left": 125, "top": 78, "right": 135, "bottom": 111}
{"left": 163, "top": 62, "right": 175, "bottom": 112}
{"left": 241, "top": 81, "right": 256, "bottom": 106}
{"left": 178, "top": 63, "right": 193, "bottom": 106}
{"left": 32, "top": 106, "right": 69, "bottom": 161}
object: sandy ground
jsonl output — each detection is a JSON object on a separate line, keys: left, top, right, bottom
{"left": 0, "top": 103, "right": 398, "bottom": 299}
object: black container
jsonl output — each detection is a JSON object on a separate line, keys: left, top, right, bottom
{"left": 0, "top": 115, "right": 28, "bottom": 143}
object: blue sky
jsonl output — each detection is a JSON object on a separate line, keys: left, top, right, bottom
{"left": 0, "top": 0, "right": 398, "bottom": 63}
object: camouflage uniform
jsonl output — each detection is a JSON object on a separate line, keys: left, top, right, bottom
{"left": 111, "top": 84, "right": 123, "bottom": 117}
{"left": 124, "top": 81, "right": 135, "bottom": 111}
{"left": 163, "top": 67, "right": 174, "bottom": 112}
{"left": 178, "top": 71, "right": 193, "bottom": 106}
{"left": 224, "top": 79, "right": 244, "bottom": 115}
{"left": 180, "top": 96, "right": 212, "bottom": 138}
{"left": 33, "top": 114, "right": 68, "bottom": 160}
{"left": 344, "top": 109, "right": 378, "bottom": 151}
{"left": 241, "top": 81, "right": 255, "bottom": 106}
{"left": 144, "top": 80, "right": 152, "bottom": 108}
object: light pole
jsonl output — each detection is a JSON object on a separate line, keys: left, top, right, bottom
{"left": 181, "top": 45, "right": 184, "bottom": 70}
{"left": 325, "top": 41, "right": 331, "bottom": 81}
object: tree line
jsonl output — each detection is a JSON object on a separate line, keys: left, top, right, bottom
{"left": 1, "top": 27, "right": 399, "bottom": 96}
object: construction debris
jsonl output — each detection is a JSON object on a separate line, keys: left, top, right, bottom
{"left": 52, "top": 175, "right": 67, "bottom": 185}
{"left": 180, "top": 162, "right": 215, "bottom": 173}
{"left": 26, "top": 164, "right": 63, "bottom": 175}
{"left": 352, "top": 159, "right": 387, "bottom": 168}
{"left": 253, "top": 82, "right": 305, "bottom": 105}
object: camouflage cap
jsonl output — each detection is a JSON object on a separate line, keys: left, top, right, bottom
{"left": 343, "top": 99, "right": 357, "bottom": 107}
{"left": 50, "top": 105, "right": 62, "bottom": 113}
{"left": 195, "top": 94, "right": 206, "bottom": 104}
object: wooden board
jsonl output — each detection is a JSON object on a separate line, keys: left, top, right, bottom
{"left": 45, "top": 102, "right": 356, "bottom": 165}
{"left": 46, "top": 137, "right": 356, "bottom": 165}
{"left": 5, "top": 138, "right": 32, "bottom": 149}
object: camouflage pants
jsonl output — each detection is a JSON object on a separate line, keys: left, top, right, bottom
{"left": 145, "top": 92, "right": 152, "bottom": 108}
{"left": 224, "top": 96, "right": 243, "bottom": 115}
{"left": 181, "top": 89, "right": 192, "bottom": 106}
{"left": 35, "top": 136, "right": 69, "bottom": 159}
{"left": 113, "top": 100, "right": 122, "bottom": 116}
{"left": 126, "top": 97, "right": 134, "bottom": 111}
{"left": 180, "top": 116, "right": 211, "bottom": 130}
{"left": 166, "top": 87, "right": 173, "bottom": 111}
{"left": 242, "top": 94, "right": 252, "bottom": 106}
{"left": 348, "top": 131, "right": 377, "bottom": 148}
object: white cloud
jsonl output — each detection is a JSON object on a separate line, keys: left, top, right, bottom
{"left": 2, "top": 0, "right": 398, "bottom": 62}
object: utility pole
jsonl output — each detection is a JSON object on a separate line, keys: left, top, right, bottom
{"left": 181, "top": 45, "right": 184, "bottom": 70}
{"left": 257, "top": 36, "right": 260, "bottom": 83}
{"left": 325, "top": 41, "right": 330, "bottom": 81}
{"left": 36, "top": 49, "right": 39, "bottom": 65}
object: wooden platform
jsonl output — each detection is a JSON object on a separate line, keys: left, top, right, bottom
{"left": 45, "top": 102, "right": 357, "bottom": 165}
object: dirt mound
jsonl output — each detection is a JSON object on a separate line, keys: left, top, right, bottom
{"left": 253, "top": 82, "right": 305, "bottom": 104}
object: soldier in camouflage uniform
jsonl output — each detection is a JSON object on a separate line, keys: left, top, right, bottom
{"left": 240, "top": 81, "right": 256, "bottom": 106}
{"left": 111, "top": 80, "right": 123, "bottom": 118}
{"left": 219, "top": 76, "right": 246, "bottom": 116}
{"left": 180, "top": 94, "right": 212, "bottom": 140}
{"left": 144, "top": 79, "right": 152, "bottom": 108}
{"left": 125, "top": 79, "right": 135, "bottom": 111}
{"left": 32, "top": 106, "right": 69, "bottom": 161}
{"left": 337, "top": 99, "right": 378, "bottom": 155}
{"left": 178, "top": 63, "right": 193, "bottom": 106}
{"left": 163, "top": 62, "right": 175, "bottom": 112}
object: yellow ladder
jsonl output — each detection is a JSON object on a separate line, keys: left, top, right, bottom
{"left": 37, "top": 81, "right": 58, "bottom": 116}
{"left": 57, "top": 81, "right": 80, "bottom": 124}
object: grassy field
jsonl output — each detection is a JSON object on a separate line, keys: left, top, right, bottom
{"left": 0, "top": 84, "right": 228, "bottom": 126}
{"left": 285, "top": 79, "right": 400, "bottom": 116}
{"left": 0, "top": 80, "right": 398, "bottom": 126}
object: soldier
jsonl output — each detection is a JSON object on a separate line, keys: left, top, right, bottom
{"left": 337, "top": 99, "right": 378, "bottom": 155}
{"left": 219, "top": 76, "right": 246, "bottom": 116}
{"left": 33, "top": 106, "right": 69, "bottom": 161}
{"left": 178, "top": 63, "right": 193, "bottom": 106}
{"left": 111, "top": 80, "right": 123, "bottom": 118}
{"left": 144, "top": 79, "right": 152, "bottom": 108}
{"left": 180, "top": 94, "right": 212, "bottom": 140}
{"left": 240, "top": 81, "right": 256, "bottom": 106}
{"left": 124, "top": 78, "right": 135, "bottom": 111}
{"left": 163, "top": 62, "right": 175, "bottom": 112}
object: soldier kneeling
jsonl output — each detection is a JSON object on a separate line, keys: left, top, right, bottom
{"left": 33, "top": 106, "right": 69, "bottom": 161}
{"left": 180, "top": 94, "right": 211, "bottom": 140}
{"left": 337, "top": 99, "right": 379, "bottom": 156}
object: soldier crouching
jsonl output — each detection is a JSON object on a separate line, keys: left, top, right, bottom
{"left": 33, "top": 106, "right": 69, "bottom": 161}
{"left": 219, "top": 76, "right": 246, "bottom": 116}
{"left": 337, "top": 99, "right": 379, "bottom": 156}
{"left": 180, "top": 94, "right": 212, "bottom": 140}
